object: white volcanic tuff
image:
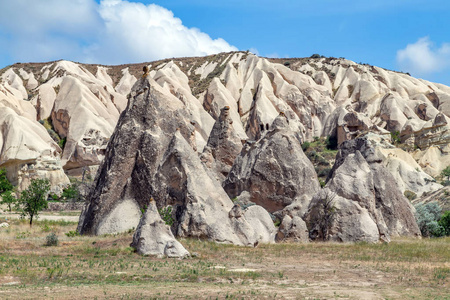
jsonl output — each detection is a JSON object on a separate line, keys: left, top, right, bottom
{"left": 195, "top": 61, "right": 218, "bottom": 80}
{"left": 378, "top": 148, "right": 442, "bottom": 196}
{"left": 53, "top": 76, "right": 120, "bottom": 168}
{"left": 115, "top": 67, "right": 137, "bottom": 95}
{"left": 414, "top": 145, "right": 450, "bottom": 177}
{"left": 96, "top": 66, "right": 114, "bottom": 87}
{"left": 1, "top": 52, "right": 450, "bottom": 187}
{"left": 131, "top": 200, "right": 190, "bottom": 258}
{"left": 150, "top": 61, "right": 215, "bottom": 150}
{"left": 18, "top": 68, "right": 39, "bottom": 90}
{"left": 0, "top": 83, "right": 36, "bottom": 121}
{"left": 1, "top": 69, "right": 28, "bottom": 100}
{"left": 34, "top": 83, "right": 57, "bottom": 120}
{"left": 223, "top": 115, "right": 321, "bottom": 214}
{"left": 78, "top": 77, "right": 276, "bottom": 246}
{"left": 204, "top": 78, "right": 247, "bottom": 139}
{"left": 0, "top": 106, "right": 69, "bottom": 190}
{"left": 306, "top": 138, "right": 421, "bottom": 243}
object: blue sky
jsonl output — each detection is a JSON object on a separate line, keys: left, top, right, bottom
{"left": 1, "top": 0, "right": 449, "bottom": 85}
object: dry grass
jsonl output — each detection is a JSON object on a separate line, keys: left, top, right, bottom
{"left": 0, "top": 218, "right": 448, "bottom": 299}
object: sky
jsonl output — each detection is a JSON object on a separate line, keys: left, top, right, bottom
{"left": 0, "top": 0, "right": 449, "bottom": 85}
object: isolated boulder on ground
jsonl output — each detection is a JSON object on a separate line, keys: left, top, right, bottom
{"left": 276, "top": 215, "right": 309, "bottom": 243}
{"left": 131, "top": 200, "right": 190, "bottom": 258}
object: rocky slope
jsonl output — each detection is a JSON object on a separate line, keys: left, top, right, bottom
{"left": 1, "top": 52, "right": 449, "bottom": 197}
{"left": 1, "top": 52, "right": 450, "bottom": 247}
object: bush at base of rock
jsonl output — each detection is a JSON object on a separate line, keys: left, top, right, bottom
{"left": 414, "top": 202, "right": 445, "bottom": 237}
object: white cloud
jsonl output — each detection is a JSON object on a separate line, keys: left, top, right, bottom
{"left": 0, "top": 0, "right": 237, "bottom": 65}
{"left": 397, "top": 37, "right": 450, "bottom": 75}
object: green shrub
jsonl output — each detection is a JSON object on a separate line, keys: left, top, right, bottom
{"left": 441, "top": 166, "right": 450, "bottom": 181}
{"left": 45, "top": 233, "right": 58, "bottom": 246}
{"left": 65, "top": 230, "right": 80, "bottom": 237}
{"left": 301, "top": 141, "right": 311, "bottom": 151}
{"left": 158, "top": 206, "right": 174, "bottom": 226}
{"left": 0, "top": 168, "right": 13, "bottom": 194}
{"left": 61, "top": 182, "right": 81, "bottom": 202}
{"left": 1, "top": 190, "right": 17, "bottom": 212}
{"left": 438, "top": 211, "right": 450, "bottom": 236}
{"left": 404, "top": 190, "right": 417, "bottom": 201}
{"left": 317, "top": 168, "right": 332, "bottom": 177}
{"left": 18, "top": 178, "right": 50, "bottom": 226}
{"left": 390, "top": 131, "right": 401, "bottom": 144}
{"left": 414, "top": 202, "right": 444, "bottom": 237}
{"left": 58, "top": 137, "right": 66, "bottom": 150}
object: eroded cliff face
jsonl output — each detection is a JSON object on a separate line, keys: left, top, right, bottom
{"left": 1, "top": 52, "right": 450, "bottom": 188}
{"left": 305, "top": 138, "right": 421, "bottom": 243}
{"left": 223, "top": 114, "right": 320, "bottom": 213}
{"left": 77, "top": 76, "right": 276, "bottom": 248}
{"left": 2, "top": 52, "right": 450, "bottom": 247}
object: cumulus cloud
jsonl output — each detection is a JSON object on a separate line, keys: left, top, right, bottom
{"left": 0, "top": 0, "right": 237, "bottom": 65}
{"left": 397, "top": 37, "right": 450, "bottom": 75}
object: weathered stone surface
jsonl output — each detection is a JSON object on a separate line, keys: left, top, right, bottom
{"left": 224, "top": 114, "right": 320, "bottom": 213}
{"left": 78, "top": 76, "right": 198, "bottom": 235}
{"left": 307, "top": 137, "right": 421, "bottom": 242}
{"left": 0, "top": 106, "right": 69, "bottom": 193}
{"left": 378, "top": 148, "right": 442, "bottom": 196}
{"left": 229, "top": 204, "right": 277, "bottom": 246}
{"left": 201, "top": 106, "right": 243, "bottom": 181}
{"left": 3, "top": 53, "right": 450, "bottom": 192}
{"left": 78, "top": 77, "right": 275, "bottom": 247}
{"left": 131, "top": 200, "right": 189, "bottom": 258}
{"left": 306, "top": 189, "right": 379, "bottom": 243}
{"left": 276, "top": 215, "right": 309, "bottom": 243}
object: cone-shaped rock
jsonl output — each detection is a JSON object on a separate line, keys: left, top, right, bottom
{"left": 201, "top": 106, "right": 243, "bottom": 181}
{"left": 78, "top": 76, "right": 275, "bottom": 247}
{"left": 154, "top": 131, "right": 275, "bottom": 246}
{"left": 306, "top": 137, "right": 421, "bottom": 242}
{"left": 223, "top": 114, "right": 320, "bottom": 213}
{"left": 131, "top": 200, "right": 190, "bottom": 258}
{"left": 78, "top": 76, "right": 202, "bottom": 235}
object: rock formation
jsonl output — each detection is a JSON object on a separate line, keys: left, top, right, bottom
{"left": 306, "top": 137, "right": 421, "bottom": 242}
{"left": 78, "top": 76, "right": 275, "bottom": 247}
{"left": 0, "top": 106, "right": 69, "bottom": 193}
{"left": 1, "top": 52, "right": 450, "bottom": 192}
{"left": 131, "top": 200, "right": 190, "bottom": 258}
{"left": 224, "top": 113, "right": 320, "bottom": 213}
{"left": 200, "top": 106, "right": 243, "bottom": 181}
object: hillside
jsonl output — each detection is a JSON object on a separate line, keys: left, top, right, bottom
{"left": 0, "top": 51, "right": 449, "bottom": 201}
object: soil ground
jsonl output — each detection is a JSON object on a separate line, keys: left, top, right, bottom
{"left": 0, "top": 214, "right": 448, "bottom": 299}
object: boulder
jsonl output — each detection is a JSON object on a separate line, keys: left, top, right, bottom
{"left": 276, "top": 215, "right": 309, "bottom": 243}
{"left": 306, "top": 189, "right": 379, "bottom": 243}
{"left": 224, "top": 114, "right": 320, "bottom": 213}
{"left": 131, "top": 200, "right": 189, "bottom": 258}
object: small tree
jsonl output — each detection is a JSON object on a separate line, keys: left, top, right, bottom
{"left": 61, "top": 182, "right": 82, "bottom": 202}
{"left": 0, "top": 168, "right": 13, "bottom": 194}
{"left": 18, "top": 179, "right": 50, "bottom": 226}
{"left": 0, "top": 190, "right": 17, "bottom": 212}
{"left": 441, "top": 166, "right": 450, "bottom": 181}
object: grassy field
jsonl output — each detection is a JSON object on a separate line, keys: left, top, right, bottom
{"left": 0, "top": 218, "right": 448, "bottom": 299}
